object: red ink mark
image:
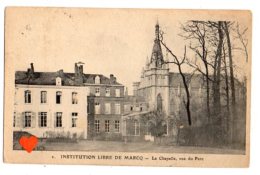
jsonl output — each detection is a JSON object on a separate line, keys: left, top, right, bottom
{"left": 19, "top": 136, "right": 38, "bottom": 153}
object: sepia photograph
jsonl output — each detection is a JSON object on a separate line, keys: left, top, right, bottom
{"left": 4, "top": 7, "right": 251, "bottom": 167}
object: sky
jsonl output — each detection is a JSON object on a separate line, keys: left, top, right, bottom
{"left": 5, "top": 8, "right": 251, "bottom": 94}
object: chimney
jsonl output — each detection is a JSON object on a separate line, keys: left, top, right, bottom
{"left": 79, "top": 65, "right": 83, "bottom": 74}
{"left": 110, "top": 74, "right": 116, "bottom": 84}
{"left": 74, "top": 63, "right": 79, "bottom": 76}
{"left": 125, "top": 87, "right": 128, "bottom": 96}
{"left": 110, "top": 74, "right": 114, "bottom": 79}
{"left": 57, "top": 69, "right": 64, "bottom": 77}
{"left": 30, "top": 63, "right": 34, "bottom": 73}
{"left": 27, "top": 63, "right": 35, "bottom": 78}
{"left": 74, "top": 62, "right": 84, "bottom": 85}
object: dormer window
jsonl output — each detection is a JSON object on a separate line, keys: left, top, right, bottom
{"left": 95, "top": 76, "right": 100, "bottom": 84}
{"left": 56, "top": 77, "right": 62, "bottom": 86}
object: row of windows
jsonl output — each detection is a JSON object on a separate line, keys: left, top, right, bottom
{"left": 94, "top": 87, "right": 121, "bottom": 97}
{"left": 14, "top": 112, "right": 79, "bottom": 128}
{"left": 24, "top": 88, "right": 121, "bottom": 104}
{"left": 94, "top": 103, "right": 121, "bottom": 114}
{"left": 24, "top": 90, "right": 78, "bottom": 104}
{"left": 94, "top": 120, "right": 120, "bottom": 133}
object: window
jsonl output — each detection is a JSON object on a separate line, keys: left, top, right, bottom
{"left": 95, "top": 87, "right": 100, "bottom": 96}
{"left": 115, "top": 120, "right": 120, "bottom": 133}
{"left": 56, "top": 112, "right": 62, "bottom": 127}
{"left": 115, "top": 103, "right": 121, "bottom": 114}
{"left": 72, "top": 112, "right": 78, "bottom": 127}
{"left": 105, "top": 88, "right": 110, "bottom": 97}
{"left": 130, "top": 106, "right": 133, "bottom": 111}
{"left": 56, "top": 91, "right": 62, "bottom": 104}
{"left": 72, "top": 92, "right": 78, "bottom": 104}
{"left": 95, "top": 102, "right": 100, "bottom": 114}
{"left": 105, "top": 120, "right": 110, "bottom": 133}
{"left": 105, "top": 103, "right": 111, "bottom": 114}
{"left": 56, "top": 77, "right": 62, "bottom": 86}
{"left": 134, "top": 120, "right": 140, "bottom": 136}
{"left": 87, "top": 102, "right": 90, "bottom": 114}
{"left": 95, "top": 76, "right": 100, "bottom": 84}
{"left": 115, "top": 89, "right": 120, "bottom": 97}
{"left": 87, "top": 120, "right": 91, "bottom": 130}
{"left": 24, "top": 90, "right": 31, "bottom": 103}
{"left": 39, "top": 112, "right": 47, "bottom": 127}
{"left": 41, "top": 91, "right": 47, "bottom": 103}
{"left": 94, "top": 120, "right": 100, "bottom": 133}
{"left": 24, "top": 112, "right": 32, "bottom": 127}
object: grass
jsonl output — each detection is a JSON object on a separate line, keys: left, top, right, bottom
{"left": 33, "top": 140, "right": 245, "bottom": 154}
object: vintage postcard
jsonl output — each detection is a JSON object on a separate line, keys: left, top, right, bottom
{"left": 4, "top": 7, "right": 251, "bottom": 167}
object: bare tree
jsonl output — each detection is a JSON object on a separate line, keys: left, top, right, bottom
{"left": 159, "top": 32, "right": 192, "bottom": 125}
{"left": 179, "top": 21, "right": 213, "bottom": 119}
{"left": 235, "top": 23, "right": 249, "bottom": 62}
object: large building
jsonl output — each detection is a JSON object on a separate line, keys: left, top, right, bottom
{"left": 14, "top": 62, "right": 125, "bottom": 140}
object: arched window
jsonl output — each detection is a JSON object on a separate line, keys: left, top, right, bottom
{"left": 24, "top": 90, "right": 31, "bottom": 103}
{"left": 157, "top": 93, "right": 163, "bottom": 111}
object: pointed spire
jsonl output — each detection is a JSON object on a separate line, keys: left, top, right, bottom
{"left": 155, "top": 21, "right": 160, "bottom": 40}
{"left": 150, "top": 22, "right": 164, "bottom": 68}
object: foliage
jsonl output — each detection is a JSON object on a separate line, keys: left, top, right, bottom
{"left": 141, "top": 110, "right": 167, "bottom": 138}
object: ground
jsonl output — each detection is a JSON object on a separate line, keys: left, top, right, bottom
{"left": 20, "top": 140, "right": 245, "bottom": 154}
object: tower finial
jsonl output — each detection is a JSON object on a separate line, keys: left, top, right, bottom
{"left": 155, "top": 21, "right": 160, "bottom": 40}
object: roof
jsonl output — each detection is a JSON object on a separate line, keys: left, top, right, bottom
{"left": 169, "top": 72, "right": 205, "bottom": 88}
{"left": 15, "top": 71, "right": 123, "bottom": 86}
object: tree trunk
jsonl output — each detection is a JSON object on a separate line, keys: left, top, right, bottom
{"left": 213, "top": 21, "right": 224, "bottom": 115}
{"left": 223, "top": 44, "right": 230, "bottom": 142}
{"left": 223, "top": 45, "right": 230, "bottom": 113}
{"left": 178, "top": 64, "right": 192, "bottom": 125}
{"left": 204, "top": 62, "right": 211, "bottom": 120}
{"left": 224, "top": 21, "right": 235, "bottom": 144}
{"left": 202, "top": 39, "right": 211, "bottom": 119}
{"left": 224, "top": 22, "right": 236, "bottom": 107}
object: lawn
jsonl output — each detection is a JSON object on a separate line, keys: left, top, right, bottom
{"left": 38, "top": 140, "right": 245, "bottom": 154}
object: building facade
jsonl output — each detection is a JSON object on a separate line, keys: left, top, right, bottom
{"left": 14, "top": 63, "right": 125, "bottom": 140}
